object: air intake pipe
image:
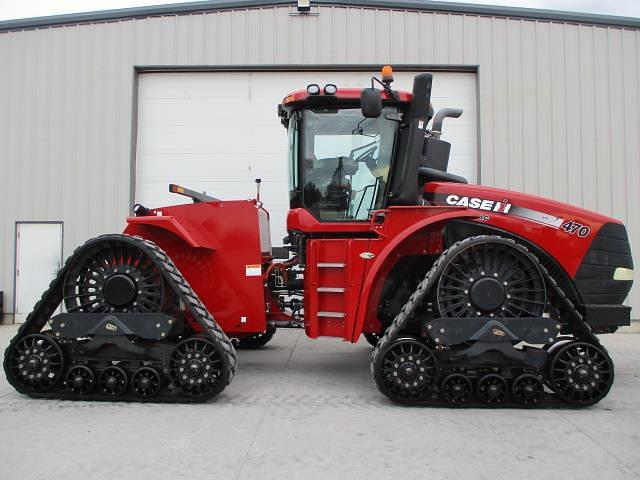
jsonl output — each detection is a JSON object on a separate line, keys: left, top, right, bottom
{"left": 430, "top": 108, "right": 463, "bottom": 139}
{"left": 421, "top": 107, "right": 464, "bottom": 172}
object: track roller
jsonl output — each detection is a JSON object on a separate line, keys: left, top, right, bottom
{"left": 98, "top": 366, "right": 128, "bottom": 396}
{"left": 547, "top": 341, "right": 614, "bottom": 406}
{"left": 476, "top": 374, "right": 509, "bottom": 405}
{"left": 65, "top": 365, "right": 95, "bottom": 395}
{"left": 373, "top": 337, "right": 438, "bottom": 404}
{"left": 6, "top": 334, "right": 64, "bottom": 393}
{"left": 512, "top": 374, "right": 544, "bottom": 405}
{"left": 131, "top": 367, "right": 162, "bottom": 397}
{"left": 440, "top": 373, "right": 473, "bottom": 405}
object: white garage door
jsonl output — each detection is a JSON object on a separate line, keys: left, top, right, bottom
{"left": 135, "top": 70, "right": 477, "bottom": 245}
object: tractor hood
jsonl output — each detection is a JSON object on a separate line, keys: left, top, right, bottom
{"left": 425, "top": 182, "right": 621, "bottom": 229}
{"left": 424, "top": 182, "right": 631, "bottom": 281}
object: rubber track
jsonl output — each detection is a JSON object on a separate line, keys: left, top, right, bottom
{"left": 3, "top": 234, "right": 237, "bottom": 403}
{"left": 371, "top": 235, "right": 607, "bottom": 408}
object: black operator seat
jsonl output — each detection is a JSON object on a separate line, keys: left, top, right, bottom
{"left": 418, "top": 167, "right": 468, "bottom": 184}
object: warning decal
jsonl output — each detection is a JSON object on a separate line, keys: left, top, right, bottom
{"left": 245, "top": 264, "right": 262, "bottom": 277}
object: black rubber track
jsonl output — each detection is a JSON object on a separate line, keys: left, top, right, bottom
{"left": 371, "top": 235, "right": 612, "bottom": 408}
{"left": 3, "top": 234, "right": 237, "bottom": 403}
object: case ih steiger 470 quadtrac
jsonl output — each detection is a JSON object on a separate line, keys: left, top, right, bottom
{"left": 5, "top": 68, "right": 634, "bottom": 407}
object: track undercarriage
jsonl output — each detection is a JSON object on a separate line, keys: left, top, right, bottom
{"left": 371, "top": 236, "right": 615, "bottom": 407}
{"left": 4, "top": 234, "right": 237, "bottom": 402}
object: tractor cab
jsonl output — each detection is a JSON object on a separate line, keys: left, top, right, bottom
{"left": 277, "top": 67, "right": 465, "bottom": 223}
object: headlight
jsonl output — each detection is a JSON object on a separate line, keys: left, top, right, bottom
{"left": 613, "top": 267, "right": 634, "bottom": 281}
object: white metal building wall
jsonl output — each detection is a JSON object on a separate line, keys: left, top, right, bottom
{"left": 0, "top": 4, "right": 638, "bottom": 318}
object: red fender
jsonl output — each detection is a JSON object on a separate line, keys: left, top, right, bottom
{"left": 351, "top": 207, "right": 478, "bottom": 341}
{"left": 123, "top": 200, "right": 268, "bottom": 336}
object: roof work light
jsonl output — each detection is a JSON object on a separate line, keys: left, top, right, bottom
{"left": 307, "top": 84, "right": 320, "bottom": 95}
{"left": 324, "top": 84, "right": 337, "bottom": 95}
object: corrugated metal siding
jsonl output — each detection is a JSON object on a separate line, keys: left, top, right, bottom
{"left": 0, "top": 5, "right": 638, "bottom": 316}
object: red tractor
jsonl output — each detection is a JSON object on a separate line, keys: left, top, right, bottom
{"left": 5, "top": 68, "right": 633, "bottom": 407}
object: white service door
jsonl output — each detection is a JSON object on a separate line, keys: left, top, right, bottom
{"left": 136, "top": 71, "right": 477, "bottom": 245}
{"left": 15, "top": 223, "right": 63, "bottom": 323}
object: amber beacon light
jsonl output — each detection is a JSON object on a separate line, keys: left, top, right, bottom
{"left": 381, "top": 65, "right": 394, "bottom": 84}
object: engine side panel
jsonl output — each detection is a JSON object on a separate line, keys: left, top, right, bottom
{"left": 124, "top": 200, "right": 267, "bottom": 335}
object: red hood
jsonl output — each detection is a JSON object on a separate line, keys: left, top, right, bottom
{"left": 425, "top": 182, "right": 622, "bottom": 277}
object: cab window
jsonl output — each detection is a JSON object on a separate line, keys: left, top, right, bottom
{"left": 300, "top": 107, "right": 398, "bottom": 221}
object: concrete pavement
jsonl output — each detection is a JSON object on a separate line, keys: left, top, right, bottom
{"left": 0, "top": 324, "right": 639, "bottom": 480}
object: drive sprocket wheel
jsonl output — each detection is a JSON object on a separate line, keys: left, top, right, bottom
{"left": 436, "top": 237, "right": 546, "bottom": 319}
{"left": 63, "top": 239, "right": 165, "bottom": 314}
{"left": 65, "top": 365, "right": 95, "bottom": 395}
{"left": 131, "top": 367, "right": 162, "bottom": 397}
{"left": 169, "top": 338, "right": 224, "bottom": 397}
{"left": 548, "top": 342, "right": 613, "bottom": 405}
{"left": 512, "top": 374, "right": 544, "bottom": 405}
{"left": 477, "top": 374, "right": 509, "bottom": 405}
{"left": 440, "top": 373, "right": 473, "bottom": 405}
{"left": 373, "top": 337, "right": 438, "bottom": 404}
{"left": 6, "top": 334, "right": 64, "bottom": 393}
{"left": 98, "top": 366, "right": 128, "bottom": 396}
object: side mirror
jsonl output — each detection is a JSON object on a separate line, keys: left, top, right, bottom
{"left": 361, "top": 88, "right": 382, "bottom": 118}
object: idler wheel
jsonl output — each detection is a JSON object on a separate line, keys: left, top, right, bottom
{"left": 65, "top": 365, "right": 95, "bottom": 395}
{"left": 512, "top": 374, "right": 544, "bottom": 405}
{"left": 548, "top": 341, "right": 614, "bottom": 406}
{"left": 373, "top": 337, "right": 438, "bottom": 404}
{"left": 6, "top": 334, "right": 64, "bottom": 393}
{"left": 169, "top": 338, "right": 224, "bottom": 397}
{"left": 477, "top": 374, "right": 509, "bottom": 405}
{"left": 440, "top": 373, "right": 473, "bottom": 405}
{"left": 132, "top": 367, "right": 162, "bottom": 397}
{"left": 98, "top": 366, "right": 128, "bottom": 396}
